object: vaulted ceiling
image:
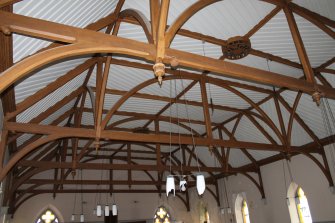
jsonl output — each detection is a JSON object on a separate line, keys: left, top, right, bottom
{"left": 0, "top": 0, "right": 335, "bottom": 214}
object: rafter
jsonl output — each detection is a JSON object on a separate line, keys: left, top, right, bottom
{"left": 1, "top": 11, "right": 335, "bottom": 99}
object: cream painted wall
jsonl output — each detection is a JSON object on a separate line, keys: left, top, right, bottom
{"left": 9, "top": 154, "right": 335, "bottom": 223}
{"left": 224, "top": 154, "right": 335, "bottom": 223}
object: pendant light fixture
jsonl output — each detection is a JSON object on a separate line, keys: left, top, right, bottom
{"left": 104, "top": 182, "right": 110, "bottom": 216}
{"left": 105, "top": 204, "right": 110, "bottom": 217}
{"left": 112, "top": 203, "right": 118, "bottom": 216}
{"left": 164, "top": 71, "right": 206, "bottom": 197}
{"left": 196, "top": 175, "right": 206, "bottom": 196}
{"left": 166, "top": 175, "right": 175, "bottom": 196}
{"left": 97, "top": 204, "right": 102, "bottom": 217}
{"left": 180, "top": 72, "right": 206, "bottom": 196}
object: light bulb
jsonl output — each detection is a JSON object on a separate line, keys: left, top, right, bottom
{"left": 179, "top": 179, "right": 187, "bottom": 192}
{"left": 97, "top": 204, "right": 102, "bottom": 217}
{"left": 80, "top": 214, "right": 84, "bottom": 222}
{"left": 166, "top": 176, "right": 175, "bottom": 197}
{"left": 112, "top": 204, "right": 118, "bottom": 216}
{"left": 196, "top": 174, "right": 206, "bottom": 195}
{"left": 105, "top": 205, "right": 110, "bottom": 216}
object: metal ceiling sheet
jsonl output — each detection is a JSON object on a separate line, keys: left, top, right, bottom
{"left": 323, "top": 63, "right": 335, "bottom": 87}
{"left": 15, "top": 58, "right": 90, "bottom": 103}
{"left": 248, "top": 150, "right": 280, "bottom": 161}
{"left": 147, "top": 121, "right": 197, "bottom": 135}
{"left": 280, "top": 90, "right": 334, "bottom": 140}
{"left": 293, "top": 0, "right": 335, "bottom": 21}
{"left": 119, "top": 97, "right": 168, "bottom": 115}
{"left": 229, "top": 54, "right": 303, "bottom": 79}
{"left": 117, "top": 22, "right": 149, "bottom": 43}
{"left": 251, "top": 10, "right": 300, "bottom": 64}
{"left": 184, "top": 83, "right": 251, "bottom": 109}
{"left": 140, "top": 78, "right": 193, "bottom": 98}
{"left": 13, "top": 0, "right": 118, "bottom": 62}
{"left": 252, "top": 115, "right": 282, "bottom": 145}
{"left": 17, "top": 71, "right": 87, "bottom": 123}
{"left": 234, "top": 116, "right": 271, "bottom": 144}
{"left": 294, "top": 14, "right": 335, "bottom": 67}
{"left": 171, "top": 35, "right": 222, "bottom": 58}
{"left": 228, "top": 149, "right": 252, "bottom": 168}
{"left": 88, "top": 64, "right": 153, "bottom": 92}
{"left": 181, "top": 0, "right": 275, "bottom": 40}
{"left": 161, "top": 102, "right": 204, "bottom": 121}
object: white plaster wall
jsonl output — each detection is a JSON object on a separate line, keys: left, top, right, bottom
{"left": 10, "top": 154, "right": 335, "bottom": 223}
{"left": 225, "top": 154, "right": 335, "bottom": 223}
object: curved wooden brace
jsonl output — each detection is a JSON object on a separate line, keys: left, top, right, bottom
{"left": 0, "top": 40, "right": 154, "bottom": 95}
{"left": 175, "top": 194, "right": 190, "bottom": 211}
{"left": 81, "top": 157, "right": 158, "bottom": 188}
{"left": 206, "top": 186, "right": 220, "bottom": 207}
{"left": 12, "top": 193, "right": 39, "bottom": 216}
{"left": 220, "top": 83, "right": 285, "bottom": 145}
{"left": 0, "top": 135, "right": 62, "bottom": 181}
{"left": 118, "top": 9, "right": 154, "bottom": 44}
{"left": 240, "top": 172, "right": 265, "bottom": 198}
{"left": 287, "top": 91, "right": 302, "bottom": 147}
{"left": 5, "top": 167, "right": 50, "bottom": 205}
{"left": 300, "top": 152, "right": 334, "bottom": 187}
{"left": 165, "top": 0, "right": 221, "bottom": 47}
{"left": 109, "top": 117, "right": 201, "bottom": 136}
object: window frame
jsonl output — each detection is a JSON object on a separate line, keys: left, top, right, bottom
{"left": 154, "top": 206, "right": 171, "bottom": 223}
{"left": 35, "top": 209, "right": 59, "bottom": 223}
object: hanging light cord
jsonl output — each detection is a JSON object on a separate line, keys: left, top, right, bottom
{"left": 179, "top": 70, "right": 201, "bottom": 173}
{"left": 169, "top": 78, "right": 173, "bottom": 174}
{"left": 286, "top": 159, "right": 294, "bottom": 183}
{"left": 174, "top": 79, "right": 184, "bottom": 176}
{"left": 72, "top": 170, "right": 79, "bottom": 215}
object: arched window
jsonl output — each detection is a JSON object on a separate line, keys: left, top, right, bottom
{"left": 235, "top": 193, "right": 251, "bottom": 223}
{"left": 35, "top": 209, "right": 59, "bottom": 223}
{"left": 154, "top": 206, "right": 171, "bottom": 223}
{"left": 296, "top": 187, "right": 312, "bottom": 223}
{"left": 242, "top": 200, "right": 251, "bottom": 223}
{"left": 287, "top": 183, "right": 313, "bottom": 223}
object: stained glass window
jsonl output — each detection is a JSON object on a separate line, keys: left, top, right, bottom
{"left": 296, "top": 187, "right": 313, "bottom": 223}
{"left": 242, "top": 200, "right": 251, "bottom": 223}
{"left": 35, "top": 209, "right": 59, "bottom": 223}
{"left": 154, "top": 206, "right": 171, "bottom": 223}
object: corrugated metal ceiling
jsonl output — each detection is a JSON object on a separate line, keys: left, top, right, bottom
{"left": 6, "top": 0, "right": 335, "bottom": 174}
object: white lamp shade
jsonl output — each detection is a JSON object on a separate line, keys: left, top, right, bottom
{"left": 105, "top": 205, "right": 110, "bottom": 216}
{"left": 71, "top": 214, "right": 75, "bottom": 221}
{"left": 179, "top": 179, "right": 187, "bottom": 192}
{"left": 196, "top": 175, "right": 206, "bottom": 195}
{"left": 166, "top": 176, "right": 175, "bottom": 197}
{"left": 97, "top": 204, "right": 102, "bottom": 217}
{"left": 80, "top": 214, "right": 84, "bottom": 222}
{"left": 112, "top": 204, "right": 118, "bottom": 216}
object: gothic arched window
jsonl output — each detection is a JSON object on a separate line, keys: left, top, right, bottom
{"left": 296, "top": 187, "right": 313, "bottom": 223}
{"left": 35, "top": 209, "right": 59, "bottom": 223}
{"left": 154, "top": 206, "right": 171, "bottom": 223}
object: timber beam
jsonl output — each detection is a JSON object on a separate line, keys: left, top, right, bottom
{"left": 1, "top": 11, "right": 335, "bottom": 99}
{"left": 5, "top": 122, "right": 307, "bottom": 152}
